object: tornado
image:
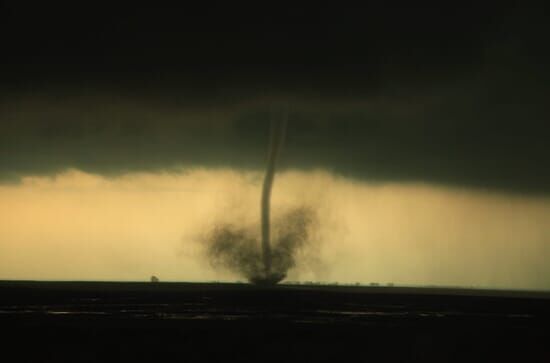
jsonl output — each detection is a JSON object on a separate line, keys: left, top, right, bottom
{"left": 202, "top": 106, "right": 315, "bottom": 285}
{"left": 259, "top": 108, "right": 288, "bottom": 282}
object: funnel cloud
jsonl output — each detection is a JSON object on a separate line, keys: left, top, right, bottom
{"left": 261, "top": 109, "right": 288, "bottom": 281}
{"left": 201, "top": 109, "right": 314, "bottom": 284}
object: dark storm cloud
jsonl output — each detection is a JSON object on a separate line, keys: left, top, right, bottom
{"left": 1, "top": 3, "right": 549, "bottom": 194}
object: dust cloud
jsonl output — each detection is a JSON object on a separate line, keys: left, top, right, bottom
{"left": 202, "top": 206, "right": 317, "bottom": 283}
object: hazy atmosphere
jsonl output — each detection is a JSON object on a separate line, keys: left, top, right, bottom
{"left": 1, "top": 169, "right": 549, "bottom": 289}
{"left": 1, "top": 3, "right": 549, "bottom": 290}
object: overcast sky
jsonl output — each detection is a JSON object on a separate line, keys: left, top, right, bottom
{"left": 1, "top": 3, "right": 548, "bottom": 193}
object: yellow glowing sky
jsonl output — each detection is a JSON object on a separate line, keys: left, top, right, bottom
{"left": 1, "top": 168, "right": 549, "bottom": 290}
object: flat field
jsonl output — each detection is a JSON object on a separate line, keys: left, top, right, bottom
{"left": 1, "top": 281, "right": 549, "bottom": 362}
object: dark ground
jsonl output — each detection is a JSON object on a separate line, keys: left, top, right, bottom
{"left": 1, "top": 281, "right": 549, "bottom": 362}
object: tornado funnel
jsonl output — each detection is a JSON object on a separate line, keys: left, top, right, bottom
{"left": 256, "top": 107, "right": 288, "bottom": 285}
